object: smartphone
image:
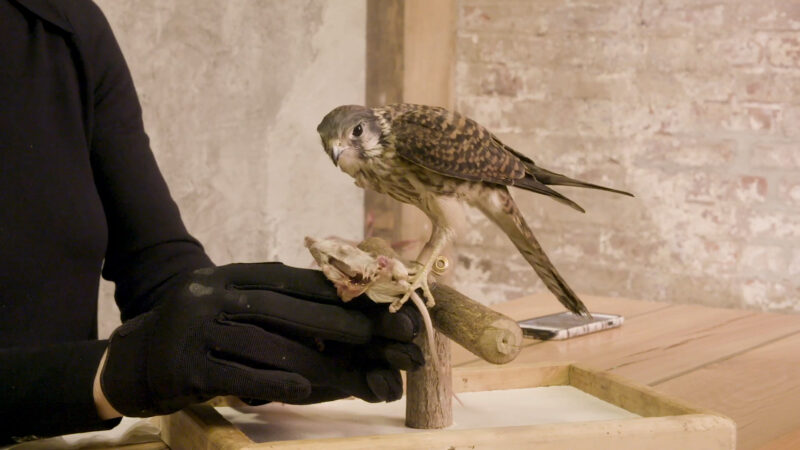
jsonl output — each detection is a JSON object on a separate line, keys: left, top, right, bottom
{"left": 518, "top": 312, "right": 624, "bottom": 340}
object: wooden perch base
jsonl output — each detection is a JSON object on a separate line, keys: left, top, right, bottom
{"left": 405, "top": 329, "right": 452, "bottom": 429}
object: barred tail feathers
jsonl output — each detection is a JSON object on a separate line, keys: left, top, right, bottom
{"left": 471, "top": 187, "right": 590, "bottom": 317}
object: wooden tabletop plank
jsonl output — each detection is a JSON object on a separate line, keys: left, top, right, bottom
{"left": 656, "top": 331, "right": 800, "bottom": 450}
{"left": 612, "top": 311, "right": 800, "bottom": 385}
{"left": 458, "top": 302, "right": 751, "bottom": 376}
{"left": 455, "top": 297, "right": 800, "bottom": 384}
{"left": 451, "top": 293, "right": 670, "bottom": 366}
{"left": 759, "top": 426, "right": 800, "bottom": 450}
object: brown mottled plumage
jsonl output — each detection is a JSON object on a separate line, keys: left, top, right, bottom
{"left": 317, "top": 103, "right": 633, "bottom": 316}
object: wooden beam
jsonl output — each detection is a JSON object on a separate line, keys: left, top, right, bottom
{"left": 364, "top": 3, "right": 460, "bottom": 429}
{"left": 364, "top": 0, "right": 458, "bottom": 262}
{"left": 365, "top": 0, "right": 405, "bottom": 244}
{"left": 402, "top": 0, "right": 456, "bottom": 108}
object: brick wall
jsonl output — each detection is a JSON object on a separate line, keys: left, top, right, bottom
{"left": 452, "top": 0, "right": 800, "bottom": 312}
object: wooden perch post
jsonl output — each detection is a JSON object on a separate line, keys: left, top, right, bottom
{"left": 358, "top": 238, "right": 523, "bottom": 429}
{"left": 405, "top": 320, "right": 453, "bottom": 429}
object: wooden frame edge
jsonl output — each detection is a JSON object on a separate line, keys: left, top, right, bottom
{"left": 161, "top": 404, "right": 255, "bottom": 449}
{"left": 161, "top": 362, "right": 736, "bottom": 449}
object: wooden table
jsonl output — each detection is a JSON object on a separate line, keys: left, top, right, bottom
{"left": 63, "top": 294, "right": 796, "bottom": 449}
{"left": 450, "top": 293, "right": 800, "bottom": 450}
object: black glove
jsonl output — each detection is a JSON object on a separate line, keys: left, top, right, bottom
{"left": 100, "top": 262, "right": 423, "bottom": 417}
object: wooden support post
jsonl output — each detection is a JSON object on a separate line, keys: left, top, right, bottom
{"left": 365, "top": 0, "right": 460, "bottom": 266}
{"left": 405, "top": 327, "right": 453, "bottom": 429}
{"left": 364, "top": 3, "right": 502, "bottom": 429}
{"left": 365, "top": 0, "right": 405, "bottom": 245}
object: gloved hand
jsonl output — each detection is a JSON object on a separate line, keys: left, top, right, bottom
{"left": 99, "top": 262, "right": 423, "bottom": 417}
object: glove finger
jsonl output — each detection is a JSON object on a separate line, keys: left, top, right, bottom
{"left": 213, "top": 262, "right": 341, "bottom": 303}
{"left": 208, "top": 321, "right": 398, "bottom": 402}
{"left": 365, "top": 369, "right": 404, "bottom": 403}
{"left": 367, "top": 341, "right": 424, "bottom": 371}
{"left": 285, "top": 386, "right": 351, "bottom": 405}
{"left": 204, "top": 357, "right": 312, "bottom": 403}
{"left": 364, "top": 302, "right": 423, "bottom": 342}
{"left": 239, "top": 397, "right": 270, "bottom": 407}
{"left": 289, "top": 370, "right": 402, "bottom": 404}
{"left": 222, "top": 290, "right": 372, "bottom": 344}
{"left": 208, "top": 320, "right": 328, "bottom": 375}
{"left": 325, "top": 340, "right": 423, "bottom": 372}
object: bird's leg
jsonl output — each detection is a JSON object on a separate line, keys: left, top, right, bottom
{"left": 393, "top": 224, "right": 453, "bottom": 311}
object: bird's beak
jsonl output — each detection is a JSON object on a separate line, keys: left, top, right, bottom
{"left": 331, "top": 144, "right": 344, "bottom": 166}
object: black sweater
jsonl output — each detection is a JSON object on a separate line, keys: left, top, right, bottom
{"left": 1, "top": 0, "right": 213, "bottom": 441}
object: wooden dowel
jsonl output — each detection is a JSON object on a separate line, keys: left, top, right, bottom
{"left": 358, "top": 238, "right": 523, "bottom": 364}
{"left": 429, "top": 284, "right": 523, "bottom": 365}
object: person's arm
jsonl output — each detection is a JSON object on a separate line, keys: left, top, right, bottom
{"left": 1, "top": 1, "right": 419, "bottom": 443}
{"left": 1, "top": 1, "right": 205, "bottom": 442}
{"left": 67, "top": 0, "right": 423, "bottom": 420}
{"left": 0, "top": 342, "right": 121, "bottom": 445}
{"left": 75, "top": 0, "right": 213, "bottom": 320}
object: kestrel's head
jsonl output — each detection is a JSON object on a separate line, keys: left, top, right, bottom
{"left": 317, "top": 105, "right": 382, "bottom": 169}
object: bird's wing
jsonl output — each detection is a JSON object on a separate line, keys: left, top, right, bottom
{"left": 388, "top": 104, "right": 585, "bottom": 211}
{"left": 491, "top": 134, "right": 634, "bottom": 197}
{"left": 389, "top": 104, "right": 526, "bottom": 185}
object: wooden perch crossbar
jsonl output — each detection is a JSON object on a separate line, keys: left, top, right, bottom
{"left": 358, "top": 238, "right": 523, "bottom": 363}
{"left": 428, "top": 284, "right": 523, "bottom": 364}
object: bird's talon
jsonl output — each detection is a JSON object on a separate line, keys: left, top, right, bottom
{"left": 388, "top": 299, "right": 404, "bottom": 313}
{"left": 399, "top": 268, "right": 436, "bottom": 311}
{"left": 421, "top": 285, "right": 436, "bottom": 308}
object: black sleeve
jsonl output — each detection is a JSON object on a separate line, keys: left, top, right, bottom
{"left": 77, "top": 1, "right": 213, "bottom": 320}
{"left": 0, "top": 341, "right": 121, "bottom": 444}
{"left": 1, "top": 1, "right": 213, "bottom": 441}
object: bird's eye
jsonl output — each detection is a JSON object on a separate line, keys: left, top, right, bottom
{"left": 352, "top": 124, "right": 363, "bottom": 137}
